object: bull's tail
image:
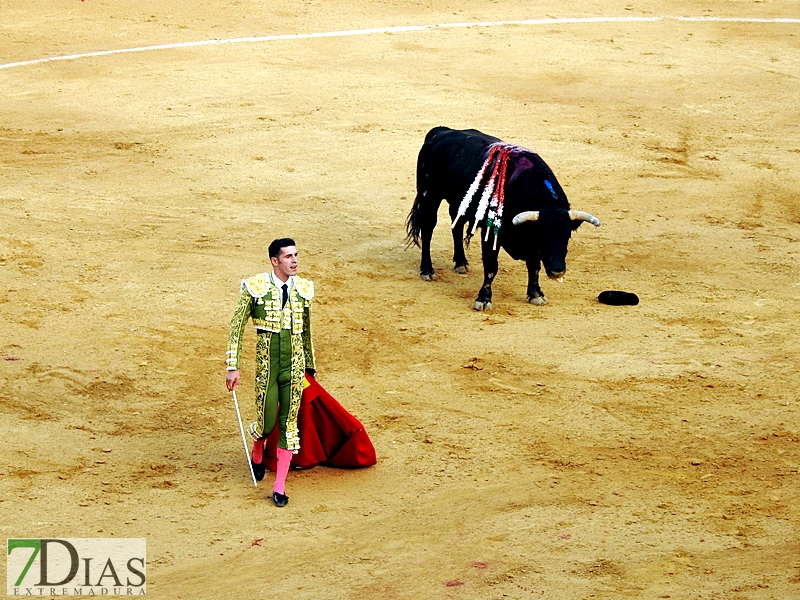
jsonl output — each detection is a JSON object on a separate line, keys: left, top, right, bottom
{"left": 405, "top": 143, "right": 432, "bottom": 248}
{"left": 406, "top": 127, "right": 450, "bottom": 248}
{"left": 405, "top": 192, "right": 424, "bottom": 248}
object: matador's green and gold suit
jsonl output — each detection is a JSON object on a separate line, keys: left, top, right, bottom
{"left": 226, "top": 272, "right": 315, "bottom": 451}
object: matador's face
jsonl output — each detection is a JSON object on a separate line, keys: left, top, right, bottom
{"left": 272, "top": 246, "right": 298, "bottom": 279}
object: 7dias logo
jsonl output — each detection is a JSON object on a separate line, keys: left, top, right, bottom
{"left": 7, "top": 538, "right": 146, "bottom": 596}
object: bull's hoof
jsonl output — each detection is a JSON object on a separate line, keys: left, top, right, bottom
{"left": 474, "top": 300, "right": 492, "bottom": 311}
{"left": 421, "top": 272, "right": 437, "bottom": 282}
{"left": 528, "top": 295, "right": 548, "bottom": 305}
{"left": 454, "top": 265, "right": 469, "bottom": 275}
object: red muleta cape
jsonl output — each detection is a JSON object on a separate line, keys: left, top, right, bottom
{"left": 260, "top": 375, "right": 377, "bottom": 471}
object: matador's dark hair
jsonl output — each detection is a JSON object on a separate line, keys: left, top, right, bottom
{"left": 268, "top": 238, "right": 296, "bottom": 259}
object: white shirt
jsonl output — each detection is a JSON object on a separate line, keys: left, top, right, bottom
{"left": 270, "top": 272, "right": 294, "bottom": 330}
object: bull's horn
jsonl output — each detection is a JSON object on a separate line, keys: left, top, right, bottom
{"left": 568, "top": 210, "right": 601, "bottom": 227}
{"left": 512, "top": 211, "right": 540, "bottom": 225}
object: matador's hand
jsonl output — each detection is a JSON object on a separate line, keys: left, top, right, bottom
{"left": 226, "top": 370, "right": 240, "bottom": 391}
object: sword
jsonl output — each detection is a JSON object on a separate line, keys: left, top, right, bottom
{"left": 231, "top": 389, "right": 258, "bottom": 487}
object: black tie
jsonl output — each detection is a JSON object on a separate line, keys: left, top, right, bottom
{"left": 281, "top": 283, "right": 289, "bottom": 308}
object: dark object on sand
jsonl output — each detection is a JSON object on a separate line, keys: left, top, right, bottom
{"left": 598, "top": 290, "right": 639, "bottom": 306}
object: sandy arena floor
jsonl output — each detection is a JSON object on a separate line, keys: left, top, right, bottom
{"left": 2, "top": 1, "right": 800, "bottom": 598}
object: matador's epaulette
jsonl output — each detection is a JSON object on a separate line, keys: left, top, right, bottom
{"left": 294, "top": 277, "right": 314, "bottom": 301}
{"left": 241, "top": 273, "right": 269, "bottom": 298}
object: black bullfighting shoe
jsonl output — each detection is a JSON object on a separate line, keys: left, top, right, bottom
{"left": 251, "top": 438, "right": 266, "bottom": 481}
{"left": 251, "top": 459, "right": 266, "bottom": 482}
{"left": 272, "top": 492, "right": 289, "bottom": 507}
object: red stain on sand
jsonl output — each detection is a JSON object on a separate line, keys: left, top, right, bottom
{"left": 445, "top": 580, "right": 465, "bottom": 587}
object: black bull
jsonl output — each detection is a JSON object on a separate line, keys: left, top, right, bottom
{"left": 406, "top": 127, "right": 600, "bottom": 310}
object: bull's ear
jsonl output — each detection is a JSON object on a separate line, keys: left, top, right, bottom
{"left": 571, "top": 220, "right": 584, "bottom": 231}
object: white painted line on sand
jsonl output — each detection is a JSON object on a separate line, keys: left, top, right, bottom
{"left": 1, "top": 15, "right": 798, "bottom": 71}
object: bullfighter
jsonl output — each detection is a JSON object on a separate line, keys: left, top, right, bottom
{"left": 225, "top": 238, "right": 316, "bottom": 507}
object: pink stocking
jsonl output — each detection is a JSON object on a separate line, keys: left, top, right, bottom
{"left": 274, "top": 447, "right": 293, "bottom": 495}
